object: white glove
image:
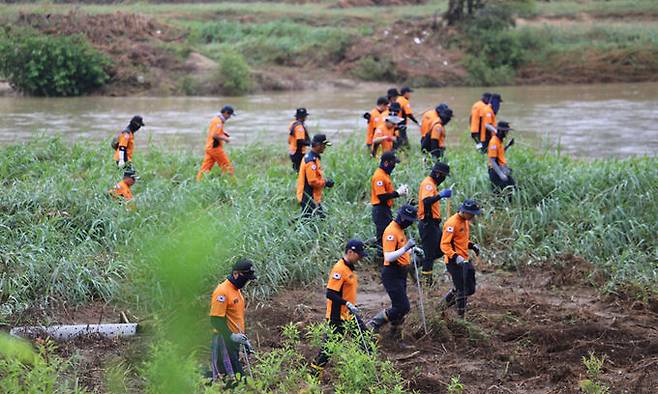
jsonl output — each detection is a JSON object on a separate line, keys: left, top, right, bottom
{"left": 500, "top": 173, "right": 509, "bottom": 182}
{"left": 396, "top": 184, "right": 409, "bottom": 196}
{"left": 455, "top": 255, "right": 465, "bottom": 265}
{"left": 413, "top": 247, "right": 425, "bottom": 257}
{"left": 230, "top": 333, "right": 249, "bottom": 345}
{"left": 345, "top": 302, "right": 360, "bottom": 315}
{"left": 243, "top": 340, "right": 255, "bottom": 354}
{"left": 404, "top": 238, "right": 416, "bottom": 250}
{"left": 475, "top": 143, "right": 483, "bottom": 150}
{"left": 118, "top": 159, "right": 125, "bottom": 168}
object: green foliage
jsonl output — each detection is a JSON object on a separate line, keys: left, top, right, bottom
{"left": 582, "top": 352, "right": 606, "bottom": 380}
{"left": 214, "top": 49, "right": 253, "bottom": 96}
{"left": 447, "top": 375, "right": 464, "bottom": 394}
{"left": 189, "top": 19, "right": 355, "bottom": 66}
{"left": 351, "top": 55, "right": 399, "bottom": 82}
{"left": 0, "top": 29, "right": 109, "bottom": 97}
{"left": 0, "top": 336, "right": 87, "bottom": 394}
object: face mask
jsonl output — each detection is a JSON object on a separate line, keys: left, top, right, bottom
{"left": 381, "top": 162, "right": 395, "bottom": 174}
{"left": 228, "top": 274, "right": 250, "bottom": 289}
{"left": 397, "top": 218, "right": 413, "bottom": 229}
{"left": 491, "top": 98, "right": 501, "bottom": 114}
{"left": 440, "top": 115, "right": 452, "bottom": 125}
{"left": 432, "top": 173, "right": 446, "bottom": 184}
{"left": 129, "top": 122, "right": 141, "bottom": 132}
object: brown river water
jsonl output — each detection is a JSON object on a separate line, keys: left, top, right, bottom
{"left": 1, "top": 82, "right": 656, "bottom": 158}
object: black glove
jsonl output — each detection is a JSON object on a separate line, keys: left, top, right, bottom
{"left": 468, "top": 242, "right": 481, "bottom": 256}
{"left": 325, "top": 179, "right": 334, "bottom": 188}
{"left": 362, "top": 112, "right": 371, "bottom": 121}
{"left": 507, "top": 138, "right": 515, "bottom": 148}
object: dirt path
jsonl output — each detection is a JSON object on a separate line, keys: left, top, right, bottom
{"left": 253, "top": 258, "right": 658, "bottom": 393}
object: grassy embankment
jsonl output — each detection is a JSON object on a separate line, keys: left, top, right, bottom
{"left": 0, "top": 136, "right": 656, "bottom": 391}
{"left": 1, "top": 0, "right": 657, "bottom": 93}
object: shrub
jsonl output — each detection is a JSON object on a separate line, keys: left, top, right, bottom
{"left": 214, "top": 49, "right": 253, "bottom": 96}
{"left": 351, "top": 55, "right": 399, "bottom": 82}
{"left": 0, "top": 29, "right": 110, "bottom": 97}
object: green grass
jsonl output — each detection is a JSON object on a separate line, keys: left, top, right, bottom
{"left": 533, "top": 0, "right": 658, "bottom": 18}
{"left": 1, "top": 135, "right": 656, "bottom": 323}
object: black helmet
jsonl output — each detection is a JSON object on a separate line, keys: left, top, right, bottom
{"left": 387, "top": 88, "right": 400, "bottom": 98}
{"left": 396, "top": 204, "right": 418, "bottom": 222}
{"left": 220, "top": 105, "right": 235, "bottom": 115}
{"left": 435, "top": 103, "right": 453, "bottom": 125}
{"left": 295, "top": 108, "right": 309, "bottom": 118}
{"left": 431, "top": 161, "right": 450, "bottom": 176}
{"left": 459, "top": 199, "right": 481, "bottom": 215}
{"left": 481, "top": 92, "right": 492, "bottom": 103}
{"left": 497, "top": 121, "right": 512, "bottom": 131}
{"left": 400, "top": 86, "right": 414, "bottom": 95}
{"left": 232, "top": 259, "right": 257, "bottom": 280}
{"left": 376, "top": 96, "right": 388, "bottom": 106}
{"left": 129, "top": 115, "right": 144, "bottom": 132}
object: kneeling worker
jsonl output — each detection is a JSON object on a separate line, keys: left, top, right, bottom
{"left": 367, "top": 204, "right": 418, "bottom": 340}
{"left": 209, "top": 260, "right": 257, "bottom": 384}
{"left": 417, "top": 162, "right": 451, "bottom": 287}
{"left": 109, "top": 169, "right": 137, "bottom": 202}
{"left": 311, "top": 239, "right": 368, "bottom": 374}
{"left": 440, "top": 199, "right": 482, "bottom": 318}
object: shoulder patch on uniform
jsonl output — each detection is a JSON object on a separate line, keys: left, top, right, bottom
{"left": 376, "top": 180, "right": 384, "bottom": 186}
{"left": 486, "top": 113, "right": 492, "bottom": 117}
{"left": 216, "top": 295, "right": 226, "bottom": 303}
{"left": 490, "top": 145, "right": 497, "bottom": 149}
{"left": 425, "top": 184, "right": 433, "bottom": 191}
{"left": 311, "top": 164, "right": 317, "bottom": 170}
{"left": 386, "top": 235, "right": 395, "bottom": 241}
{"left": 332, "top": 272, "right": 341, "bottom": 280}
{"left": 446, "top": 226, "right": 454, "bottom": 233}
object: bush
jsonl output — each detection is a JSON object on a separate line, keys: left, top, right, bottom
{"left": 214, "top": 49, "right": 253, "bottom": 96}
{"left": 0, "top": 29, "right": 110, "bottom": 97}
{"left": 351, "top": 55, "right": 399, "bottom": 82}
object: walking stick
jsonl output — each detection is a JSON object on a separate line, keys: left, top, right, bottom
{"left": 412, "top": 252, "right": 429, "bottom": 335}
{"left": 241, "top": 344, "right": 253, "bottom": 379}
{"left": 350, "top": 311, "right": 382, "bottom": 385}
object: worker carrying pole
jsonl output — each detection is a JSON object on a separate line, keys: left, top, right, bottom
{"left": 112, "top": 115, "right": 144, "bottom": 170}
{"left": 439, "top": 199, "right": 482, "bottom": 319}
{"left": 197, "top": 105, "right": 236, "bottom": 180}
{"left": 367, "top": 204, "right": 420, "bottom": 344}
{"left": 370, "top": 151, "right": 407, "bottom": 263}
{"left": 311, "top": 239, "right": 369, "bottom": 376}
{"left": 209, "top": 260, "right": 257, "bottom": 386}
{"left": 417, "top": 162, "right": 452, "bottom": 287}
{"left": 296, "top": 134, "right": 334, "bottom": 218}
{"left": 288, "top": 108, "right": 311, "bottom": 172}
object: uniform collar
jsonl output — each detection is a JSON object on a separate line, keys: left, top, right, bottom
{"left": 340, "top": 258, "right": 355, "bottom": 272}
{"left": 218, "top": 114, "right": 227, "bottom": 122}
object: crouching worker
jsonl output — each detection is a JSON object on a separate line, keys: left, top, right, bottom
{"left": 209, "top": 260, "right": 257, "bottom": 385}
{"left": 109, "top": 169, "right": 137, "bottom": 203}
{"left": 440, "top": 199, "right": 482, "bottom": 318}
{"left": 311, "top": 239, "right": 368, "bottom": 376}
{"left": 367, "top": 205, "right": 418, "bottom": 341}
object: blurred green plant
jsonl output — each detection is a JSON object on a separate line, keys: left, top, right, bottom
{"left": 0, "top": 29, "right": 110, "bottom": 96}
{"left": 213, "top": 49, "right": 253, "bottom": 96}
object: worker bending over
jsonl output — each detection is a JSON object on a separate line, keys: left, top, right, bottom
{"left": 109, "top": 169, "right": 137, "bottom": 202}
{"left": 421, "top": 104, "right": 452, "bottom": 159}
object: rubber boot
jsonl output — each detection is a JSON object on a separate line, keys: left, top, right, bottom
{"left": 421, "top": 270, "right": 433, "bottom": 288}
{"left": 310, "top": 363, "right": 324, "bottom": 379}
{"left": 456, "top": 290, "right": 467, "bottom": 319}
{"left": 389, "top": 323, "right": 402, "bottom": 340}
{"left": 438, "top": 289, "right": 456, "bottom": 312}
{"left": 366, "top": 310, "right": 388, "bottom": 333}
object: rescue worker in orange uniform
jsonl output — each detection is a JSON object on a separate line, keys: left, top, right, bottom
{"left": 371, "top": 151, "right": 408, "bottom": 261}
{"left": 371, "top": 115, "right": 400, "bottom": 157}
{"left": 367, "top": 204, "right": 421, "bottom": 340}
{"left": 423, "top": 103, "right": 453, "bottom": 159}
{"left": 479, "top": 94, "right": 503, "bottom": 153}
{"left": 196, "top": 106, "right": 235, "bottom": 180}
{"left": 311, "top": 239, "right": 368, "bottom": 374}
{"left": 440, "top": 199, "right": 482, "bottom": 318}
{"left": 417, "top": 162, "right": 452, "bottom": 287}
{"left": 209, "top": 260, "right": 257, "bottom": 384}
{"left": 113, "top": 116, "right": 144, "bottom": 169}
{"left": 363, "top": 96, "right": 389, "bottom": 152}
{"left": 488, "top": 121, "right": 516, "bottom": 193}
{"left": 470, "top": 92, "right": 491, "bottom": 150}
{"left": 296, "top": 134, "right": 333, "bottom": 218}
{"left": 420, "top": 106, "right": 440, "bottom": 148}
{"left": 288, "top": 108, "right": 311, "bottom": 172}
{"left": 395, "top": 87, "right": 419, "bottom": 149}
{"left": 109, "top": 169, "right": 137, "bottom": 202}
